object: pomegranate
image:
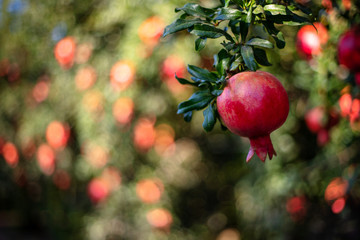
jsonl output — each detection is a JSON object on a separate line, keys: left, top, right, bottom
{"left": 217, "top": 71, "right": 289, "bottom": 162}
{"left": 296, "top": 23, "right": 328, "bottom": 59}
{"left": 338, "top": 25, "right": 360, "bottom": 72}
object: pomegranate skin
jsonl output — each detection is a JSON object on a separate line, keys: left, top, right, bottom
{"left": 338, "top": 26, "right": 360, "bottom": 72}
{"left": 217, "top": 71, "right": 289, "bottom": 162}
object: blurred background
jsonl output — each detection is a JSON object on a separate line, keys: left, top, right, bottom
{"left": 0, "top": 0, "right": 359, "bottom": 239}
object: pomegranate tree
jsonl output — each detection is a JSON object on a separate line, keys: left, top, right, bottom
{"left": 164, "top": 1, "right": 312, "bottom": 162}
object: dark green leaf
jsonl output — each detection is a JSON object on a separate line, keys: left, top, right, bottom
{"left": 214, "top": 8, "right": 243, "bottom": 20}
{"left": 253, "top": 48, "right": 272, "bottom": 66}
{"left": 240, "top": 20, "right": 249, "bottom": 42}
{"left": 264, "top": 4, "right": 287, "bottom": 15}
{"left": 187, "top": 65, "right": 219, "bottom": 82}
{"left": 184, "top": 111, "right": 193, "bottom": 122}
{"left": 195, "top": 37, "right": 207, "bottom": 51}
{"left": 175, "top": 74, "right": 197, "bottom": 86}
{"left": 263, "top": 22, "right": 285, "bottom": 49}
{"left": 241, "top": 45, "right": 257, "bottom": 71}
{"left": 246, "top": 5, "right": 253, "bottom": 23}
{"left": 246, "top": 38, "right": 274, "bottom": 48}
{"left": 175, "top": 3, "right": 215, "bottom": 18}
{"left": 215, "top": 49, "right": 231, "bottom": 74}
{"left": 229, "top": 55, "right": 243, "bottom": 71}
{"left": 203, "top": 103, "right": 217, "bottom": 132}
{"left": 163, "top": 18, "right": 204, "bottom": 37}
{"left": 229, "top": 20, "right": 240, "bottom": 36}
{"left": 253, "top": 5, "right": 264, "bottom": 15}
{"left": 190, "top": 24, "right": 223, "bottom": 38}
{"left": 231, "top": 0, "right": 244, "bottom": 6}
{"left": 177, "top": 91, "right": 214, "bottom": 114}
{"left": 211, "top": 89, "right": 223, "bottom": 96}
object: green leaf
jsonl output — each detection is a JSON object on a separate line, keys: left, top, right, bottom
{"left": 214, "top": 8, "right": 243, "bottom": 20}
{"left": 253, "top": 48, "right": 272, "bottom": 66}
{"left": 229, "top": 20, "right": 240, "bottom": 37}
{"left": 253, "top": 5, "right": 264, "bottom": 15}
{"left": 190, "top": 24, "right": 234, "bottom": 42}
{"left": 195, "top": 37, "right": 207, "bottom": 51}
{"left": 175, "top": 3, "right": 215, "bottom": 18}
{"left": 263, "top": 22, "right": 285, "bottom": 49}
{"left": 241, "top": 45, "right": 257, "bottom": 71}
{"left": 163, "top": 18, "right": 204, "bottom": 37}
{"left": 203, "top": 103, "right": 217, "bottom": 132}
{"left": 175, "top": 74, "right": 197, "bottom": 86}
{"left": 246, "top": 38, "right": 274, "bottom": 48}
{"left": 177, "top": 91, "right": 214, "bottom": 114}
{"left": 190, "top": 24, "right": 223, "bottom": 38}
{"left": 264, "top": 4, "right": 287, "bottom": 15}
{"left": 246, "top": 5, "right": 253, "bottom": 23}
{"left": 229, "top": 55, "right": 243, "bottom": 71}
{"left": 187, "top": 65, "right": 219, "bottom": 82}
{"left": 211, "top": 89, "right": 223, "bottom": 96}
{"left": 215, "top": 49, "right": 231, "bottom": 74}
{"left": 184, "top": 111, "right": 193, "bottom": 122}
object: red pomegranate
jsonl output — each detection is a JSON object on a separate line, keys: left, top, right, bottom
{"left": 338, "top": 25, "right": 360, "bottom": 72}
{"left": 217, "top": 71, "right": 289, "bottom": 162}
{"left": 296, "top": 23, "right": 328, "bottom": 59}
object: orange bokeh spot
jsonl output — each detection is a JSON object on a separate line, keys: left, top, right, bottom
{"left": 101, "top": 167, "right": 122, "bottom": 192}
{"left": 325, "top": 177, "right": 348, "bottom": 202}
{"left": 110, "top": 61, "right": 135, "bottom": 91}
{"left": 133, "top": 118, "right": 156, "bottom": 152}
{"left": 84, "top": 143, "right": 109, "bottom": 168}
{"left": 75, "top": 66, "right": 97, "bottom": 91}
{"left": 36, "top": 144, "right": 56, "bottom": 175}
{"left": 339, "top": 93, "right": 352, "bottom": 117}
{"left": 32, "top": 77, "right": 50, "bottom": 103}
{"left": 146, "top": 208, "right": 173, "bottom": 229}
{"left": 342, "top": 0, "right": 351, "bottom": 10}
{"left": 161, "top": 55, "right": 187, "bottom": 95}
{"left": 75, "top": 42, "right": 93, "bottom": 64}
{"left": 54, "top": 37, "right": 76, "bottom": 69}
{"left": 82, "top": 90, "right": 104, "bottom": 114}
{"left": 87, "top": 178, "right": 109, "bottom": 204}
{"left": 154, "top": 124, "right": 175, "bottom": 156}
{"left": 136, "top": 179, "right": 164, "bottom": 204}
{"left": 52, "top": 169, "right": 71, "bottom": 190}
{"left": 2, "top": 142, "right": 19, "bottom": 168}
{"left": 46, "top": 121, "right": 70, "bottom": 150}
{"left": 112, "top": 97, "right": 134, "bottom": 125}
{"left": 296, "top": 23, "right": 328, "bottom": 59}
{"left": 216, "top": 229, "right": 241, "bottom": 240}
{"left": 138, "top": 16, "right": 165, "bottom": 47}
{"left": 350, "top": 98, "right": 360, "bottom": 123}
{"left": 331, "top": 197, "right": 346, "bottom": 214}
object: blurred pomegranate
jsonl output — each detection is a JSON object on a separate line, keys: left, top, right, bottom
{"left": 136, "top": 178, "right": 164, "bottom": 204}
{"left": 112, "top": 97, "right": 134, "bottom": 125}
{"left": 54, "top": 36, "right": 76, "bottom": 69}
{"left": 138, "top": 16, "right": 165, "bottom": 47}
{"left": 286, "top": 196, "right": 307, "bottom": 221}
{"left": 146, "top": 208, "right": 173, "bottom": 229}
{"left": 110, "top": 60, "right": 135, "bottom": 91}
{"left": 87, "top": 178, "right": 110, "bottom": 204}
{"left": 53, "top": 169, "right": 71, "bottom": 190}
{"left": 338, "top": 25, "right": 360, "bottom": 72}
{"left": 161, "top": 55, "right": 187, "bottom": 94}
{"left": 75, "top": 66, "right": 97, "bottom": 91}
{"left": 36, "top": 144, "right": 56, "bottom": 175}
{"left": 133, "top": 117, "right": 156, "bottom": 152}
{"left": 2, "top": 142, "right": 19, "bottom": 168}
{"left": 296, "top": 23, "right": 328, "bottom": 59}
{"left": 46, "top": 121, "right": 70, "bottom": 150}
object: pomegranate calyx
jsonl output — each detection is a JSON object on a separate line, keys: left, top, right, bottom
{"left": 246, "top": 135, "right": 277, "bottom": 163}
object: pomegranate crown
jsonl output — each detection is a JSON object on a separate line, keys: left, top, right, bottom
{"left": 163, "top": 0, "right": 312, "bottom": 132}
